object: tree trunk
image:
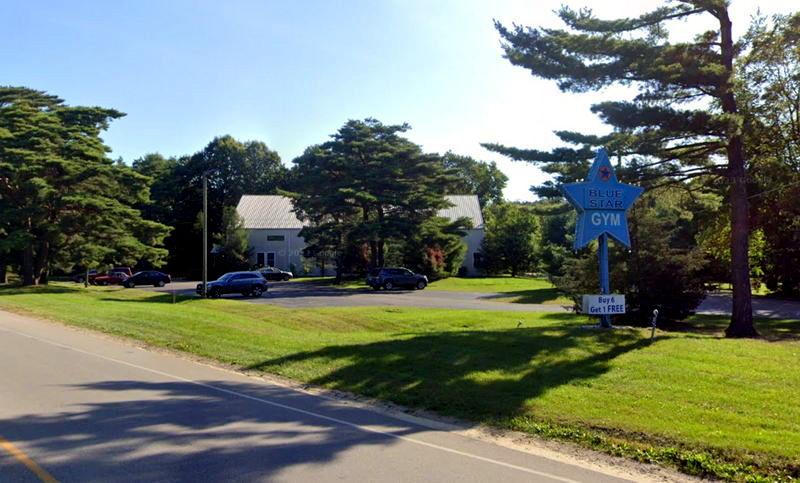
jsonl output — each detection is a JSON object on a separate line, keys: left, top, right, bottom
{"left": 718, "top": 9, "right": 756, "bottom": 337}
{"left": 34, "top": 240, "right": 49, "bottom": 285}
{"left": 726, "top": 144, "right": 757, "bottom": 337}
{"left": 22, "top": 243, "right": 36, "bottom": 286}
{"left": 376, "top": 207, "right": 385, "bottom": 267}
{"left": 0, "top": 263, "right": 7, "bottom": 284}
{"left": 369, "top": 241, "right": 379, "bottom": 267}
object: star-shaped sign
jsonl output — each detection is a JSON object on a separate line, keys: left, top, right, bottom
{"left": 560, "top": 148, "right": 643, "bottom": 249}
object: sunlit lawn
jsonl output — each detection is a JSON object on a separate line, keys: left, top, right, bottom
{"left": 297, "top": 275, "right": 572, "bottom": 305}
{"left": 0, "top": 282, "right": 797, "bottom": 481}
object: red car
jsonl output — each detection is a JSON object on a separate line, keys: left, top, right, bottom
{"left": 91, "top": 267, "right": 134, "bottom": 286}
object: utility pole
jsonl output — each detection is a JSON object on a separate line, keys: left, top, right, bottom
{"left": 202, "top": 170, "right": 211, "bottom": 297}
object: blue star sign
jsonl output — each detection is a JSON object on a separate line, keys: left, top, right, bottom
{"left": 561, "top": 148, "right": 643, "bottom": 250}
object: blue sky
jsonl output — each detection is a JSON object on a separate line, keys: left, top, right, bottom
{"left": 3, "top": 0, "right": 793, "bottom": 201}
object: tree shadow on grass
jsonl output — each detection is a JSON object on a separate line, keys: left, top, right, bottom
{"left": 479, "top": 287, "right": 568, "bottom": 304}
{"left": 0, "top": 283, "right": 82, "bottom": 295}
{"left": 670, "top": 314, "right": 800, "bottom": 341}
{"left": 247, "top": 325, "right": 651, "bottom": 421}
{"left": 97, "top": 292, "right": 198, "bottom": 304}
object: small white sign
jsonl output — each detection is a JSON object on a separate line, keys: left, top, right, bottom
{"left": 582, "top": 294, "right": 626, "bottom": 315}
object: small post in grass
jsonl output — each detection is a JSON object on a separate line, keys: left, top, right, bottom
{"left": 560, "top": 148, "right": 643, "bottom": 328}
{"left": 650, "top": 309, "right": 659, "bottom": 342}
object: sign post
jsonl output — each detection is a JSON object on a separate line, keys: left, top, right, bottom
{"left": 561, "top": 148, "right": 643, "bottom": 328}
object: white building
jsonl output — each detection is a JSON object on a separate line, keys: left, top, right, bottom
{"left": 236, "top": 194, "right": 485, "bottom": 276}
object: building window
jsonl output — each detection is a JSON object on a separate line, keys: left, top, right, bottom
{"left": 267, "top": 235, "right": 285, "bottom": 241}
{"left": 473, "top": 252, "right": 483, "bottom": 268}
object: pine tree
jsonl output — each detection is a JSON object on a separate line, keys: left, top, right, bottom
{"left": 0, "top": 87, "right": 169, "bottom": 284}
{"left": 487, "top": 2, "right": 758, "bottom": 337}
{"left": 290, "top": 119, "right": 456, "bottom": 276}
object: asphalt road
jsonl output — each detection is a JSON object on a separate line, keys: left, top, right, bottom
{"left": 0, "top": 310, "right": 635, "bottom": 482}
{"left": 148, "top": 280, "right": 572, "bottom": 312}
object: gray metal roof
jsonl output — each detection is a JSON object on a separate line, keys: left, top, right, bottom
{"left": 439, "top": 195, "right": 484, "bottom": 229}
{"left": 237, "top": 195, "right": 307, "bottom": 229}
{"left": 237, "top": 194, "right": 484, "bottom": 230}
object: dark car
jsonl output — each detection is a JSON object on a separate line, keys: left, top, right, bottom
{"left": 123, "top": 271, "right": 171, "bottom": 288}
{"left": 196, "top": 271, "right": 267, "bottom": 298}
{"left": 258, "top": 266, "right": 293, "bottom": 281}
{"left": 366, "top": 267, "right": 428, "bottom": 290}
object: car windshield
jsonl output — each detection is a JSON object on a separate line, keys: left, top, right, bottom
{"left": 368, "top": 269, "right": 380, "bottom": 276}
{"left": 218, "top": 273, "right": 235, "bottom": 281}
{"left": 132, "top": 271, "right": 144, "bottom": 277}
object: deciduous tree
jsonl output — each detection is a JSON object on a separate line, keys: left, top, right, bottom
{"left": 441, "top": 152, "right": 507, "bottom": 206}
{"left": 480, "top": 203, "right": 540, "bottom": 277}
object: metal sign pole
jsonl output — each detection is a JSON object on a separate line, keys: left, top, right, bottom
{"left": 560, "top": 148, "right": 643, "bottom": 327}
{"left": 598, "top": 233, "right": 612, "bottom": 328}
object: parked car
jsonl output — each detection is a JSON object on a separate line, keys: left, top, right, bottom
{"left": 111, "top": 267, "right": 134, "bottom": 277}
{"left": 74, "top": 267, "right": 132, "bottom": 284}
{"left": 258, "top": 266, "right": 293, "bottom": 281}
{"left": 92, "top": 271, "right": 130, "bottom": 286}
{"left": 196, "top": 271, "right": 267, "bottom": 298}
{"left": 72, "top": 269, "right": 98, "bottom": 284}
{"left": 123, "top": 271, "right": 171, "bottom": 288}
{"left": 366, "top": 267, "right": 428, "bottom": 290}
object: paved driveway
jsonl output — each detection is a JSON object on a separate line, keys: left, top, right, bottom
{"left": 697, "top": 294, "right": 800, "bottom": 319}
{"left": 149, "top": 281, "right": 572, "bottom": 312}
{"left": 149, "top": 282, "right": 800, "bottom": 318}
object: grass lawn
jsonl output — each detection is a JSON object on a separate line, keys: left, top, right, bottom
{"left": 0, "top": 283, "right": 797, "bottom": 481}
{"left": 427, "top": 276, "right": 573, "bottom": 305}
{"left": 297, "top": 275, "right": 572, "bottom": 305}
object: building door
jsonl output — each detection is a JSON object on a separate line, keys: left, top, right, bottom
{"left": 256, "top": 252, "right": 265, "bottom": 267}
{"left": 266, "top": 252, "right": 276, "bottom": 267}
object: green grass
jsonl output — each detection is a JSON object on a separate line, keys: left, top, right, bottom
{"left": 0, "top": 282, "right": 798, "bottom": 481}
{"left": 427, "top": 276, "right": 572, "bottom": 305}
{"left": 299, "top": 275, "right": 572, "bottom": 305}
{"left": 711, "top": 282, "right": 800, "bottom": 300}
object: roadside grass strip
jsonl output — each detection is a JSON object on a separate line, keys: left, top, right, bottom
{"left": 0, "top": 283, "right": 798, "bottom": 481}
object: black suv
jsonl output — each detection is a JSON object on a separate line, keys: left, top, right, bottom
{"left": 258, "top": 266, "right": 293, "bottom": 281}
{"left": 366, "top": 267, "right": 428, "bottom": 290}
{"left": 196, "top": 271, "right": 268, "bottom": 298}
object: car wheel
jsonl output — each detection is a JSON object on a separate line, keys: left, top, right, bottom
{"left": 210, "top": 288, "right": 221, "bottom": 298}
{"left": 383, "top": 280, "right": 394, "bottom": 290}
{"left": 156, "top": 280, "right": 165, "bottom": 287}
{"left": 125, "top": 282, "right": 135, "bottom": 288}
{"left": 98, "top": 280, "right": 107, "bottom": 286}
{"left": 251, "top": 285, "right": 264, "bottom": 297}
{"left": 76, "top": 277, "right": 84, "bottom": 284}
{"left": 283, "top": 275, "right": 290, "bottom": 281}
{"left": 372, "top": 285, "right": 381, "bottom": 291}
{"left": 415, "top": 280, "right": 427, "bottom": 290}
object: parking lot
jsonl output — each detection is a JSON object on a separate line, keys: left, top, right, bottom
{"left": 147, "top": 280, "right": 571, "bottom": 312}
